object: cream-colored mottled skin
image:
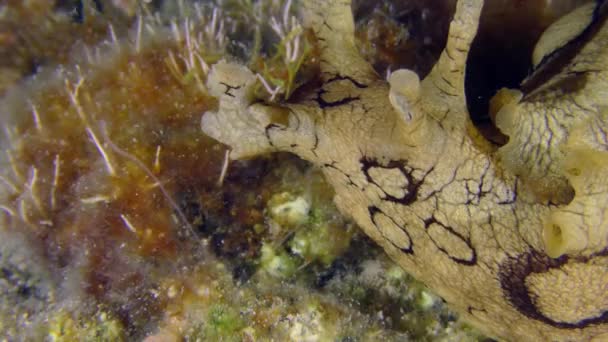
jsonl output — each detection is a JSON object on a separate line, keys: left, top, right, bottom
{"left": 497, "top": 2, "right": 608, "bottom": 207}
{"left": 201, "top": 0, "right": 608, "bottom": 340}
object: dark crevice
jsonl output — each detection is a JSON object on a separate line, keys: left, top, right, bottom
{"left": 353, "top": 0, "right": 455, "bottom": 78}
{"left": 465, "top": 1, "right": 591, "bottom": 145}
{"left": 522, "top": 1, "right": 608, "bottom": 97}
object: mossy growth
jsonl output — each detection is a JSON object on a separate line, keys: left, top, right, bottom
{"left": 259, "top": 242, "right": 300, "bottom": 279}
{"left": 289, "top": 208, "right": 355, "bottom": 266}
{"left": 267, "top": 192, "right": 311, "bottom": 227}
{"left": 46, "top": 310, "right": 125, "bottom": 342}
{"left": 195, "top": 304, "right": 245, "bottom": 341}
{"left": 219, "top": 0, "right": 319, "bottom": 101}
{"left": 261, "top": 190, "right": 356, "bottom": 280}
{"left": 251, "top": 26, "right": 316, "bottom": 101}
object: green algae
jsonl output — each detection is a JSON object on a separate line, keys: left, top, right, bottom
{"left": 46, "top": 310, "right": 125, "bottom": 342}
{"left": 260, "top": 242, "right": 300, "bottom": 279}
{"left": 289, "top": 208, "right": 355, "bottom": 266}
{"left": 193, "top": 305, "right": 245, "bottom": 341}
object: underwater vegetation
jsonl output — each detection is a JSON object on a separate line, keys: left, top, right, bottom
{"left": 0, "top": 0, "right": 600, "bottom": 341}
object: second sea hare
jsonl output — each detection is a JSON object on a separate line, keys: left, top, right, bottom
{"left": 201, "top": 0, "right": 608, "bottom": 340}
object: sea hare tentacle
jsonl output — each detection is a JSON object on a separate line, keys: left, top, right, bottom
{"left": 201, "top": 1, "right": 608, "bottom": 340}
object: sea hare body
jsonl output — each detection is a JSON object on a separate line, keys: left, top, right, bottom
{"left": 202, "top": 0, "right": 608, "bottom": 340}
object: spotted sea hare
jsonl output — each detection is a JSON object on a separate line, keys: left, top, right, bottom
{"left": 201, "top": 0, "right": 608, "bottom": 340}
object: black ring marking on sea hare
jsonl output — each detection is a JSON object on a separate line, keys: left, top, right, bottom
{"left": 311, "top": 130, "right": 320, "bottom": 157}
{"left": 314, "top": 88, "right": 361, "bottom": 109}
{"left": 265, "top": 123, "right": 286, "bottom": 148}
{"left": 467, "top": 306, "right": 487, "bottom": 316}
{"left": 368, "top": 206, "right": 414, "bottom": 253}
{"left": 219, "top": 82, "right": 242, "bottom": 98}
{"left": 322, "top": 162, "right": 359, "bottom": 189}
{"left": 423, "top": 216, "right": 477, "bottom": 265}
{"left": 498, "top": 249, "right": 608, "bottom": 329}
{"left": 263, "top": 108, "right": 302, "bottom": 149}
{"left": 360, "top": 158, "right": 432, "bottom": 206}
{"left": 325, "top": 74, "right": 369, "bottom": 89}
{"left": 312, "top": 73, "right": 369, "bottom": 109}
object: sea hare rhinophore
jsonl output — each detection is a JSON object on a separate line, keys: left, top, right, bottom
{"left": 201, "top": 0, "right": 608, "bottom": 340}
